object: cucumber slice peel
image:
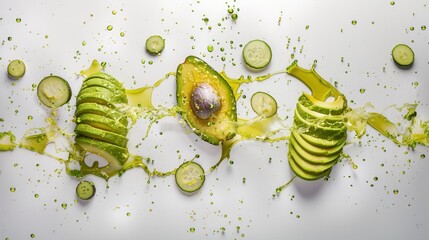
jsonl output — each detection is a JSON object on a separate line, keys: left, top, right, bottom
{"left": 37, "top": 76, "right": 71, "bottom": 108}
{"left": 7, "top": 59, "right": 26, "bottom": 79}
{"left": 243, "top": 40, "right": 272, "bottom": 69}
{"left": 76, "top": 181, "right": 96, "bottom": 200}
{"left": 251, "top": 91, "right": 277, "bottom": 118}
{"left": 146, "top": 35, "right": 165, "bottom": 55}
{"left": 392, "top": 44, "right": 414, "bottom": 68}
{"left": 175, "top": 161, "right": 205, "bottom": 193}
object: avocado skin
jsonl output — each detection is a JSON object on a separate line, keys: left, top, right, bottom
{"left": 176, "top": 56, "right": 237, "bottom": 145}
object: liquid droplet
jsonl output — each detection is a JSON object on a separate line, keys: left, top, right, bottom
{"left": 189, "top": 227, "right": 195, "bottom": 232}
{"left": 10, "top": 187, "right": 16, "bottom": 192}
{"left": 107, "top": 25, "right": 113, "bottom": 31}
{"left": 207, "top": 45, "right": 214, "bottom": 52}
{"left": 393, "top": 189, "right": 399, "bottom": 194}
{"left": 16, "top": 18, "right": 21, "bottom": 23}
{"left": 351, "top": 20, "right": 357, "bottom": 25}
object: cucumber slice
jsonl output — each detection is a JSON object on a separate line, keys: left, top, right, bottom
{"left": 76, "top": 181, "right": 96, "bottom": 200}
{"left": 242, "top": 40, "right": 272, "bottom": 69}
{"left": 146, "top": 35, "right": 165, "bottom": 55}
{"left": 37, "top": 76, "right": 71, "bottom": 108}
{"left": 392, "top": 44, "right": 414, "bottom": 68}
{"left": 7, "top": 59, "right": 26, "bottom": 79}
{"left": 175, "top": 161, "right": 205, "bottom": 193}
{"left": 251, "top": 91, "right": 277, "bottom": 118}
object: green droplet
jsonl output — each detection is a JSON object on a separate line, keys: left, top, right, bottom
{"left": 126, "top": 212, "right": 131, "bottom": 216}
{"left": 27, "top": 115, "right": 33, "bottom": 120}
{"left": 10, "top": 187, "right": 16, "bottom": 192}
{"left": 420, "top": 154, "right": 425, "bottom": 159}
{"left": 16, "top": 18, "right": 21, "bottom": 23}
{"left": 207, "top": 45, "right": 214, "bottom": 52}
{"left": 148, "top": 60, "right": 153, "bottom": 65}
{"left": 351, "top": 20, "right": 357, "bottom": 25}
{"left": 107, "top": 25, "right": 113, "bottom": 31}
{"left": 190, "top": 227, "right": 195, "bottom": 233}
{"left": 82, "top": 41, "right": 87, "bottom": 46}
{"left": 120, "top": 32, "right": 125, "bottom": 37}
{"left": 393, "top": 189, "right": 399, "bottom": 194}
{"left": 34, "top": 193, "right": 39, "bottom": 198}
{"left": 30, "top": 233, "right": 35, "bottom": 238}
{"left": 141, "top": 59, "right": 146, "bottom": 64}
{"left": 112, "top": 10, "right": 117, "bottom": 15}
{"left": 227, "top": 8, "right": 234, "bottom": 14}
{"left": 421, "top": 25, "right": 427, "bottom": 31}
{"left": 390, "top": 1, "right": 395, "bottom": 5}
{"left": 359, "top": 88, "right": 366, "bottom": 93}
{"left": 7, "top": 36, "right": 12, "bottom": 41}
{"left": 373, "top": 176, "right": 378, "bottom": 181}
{"left": 231, "top": 13, "right": 238, "bottom": 21}
{"left": 305, "top": 25, "right": 310, "bottom": 30}
{"left": 61, "top": 203, "right": 67, "bottom": 209}
{"left": 202, "top": 17, "right": 209, "bottom": 23}
{"left": 221, "top": 56, "right": 226, "bottom": 61}
{"left": 410, "top": 26, "right": 415, "bottom": 31}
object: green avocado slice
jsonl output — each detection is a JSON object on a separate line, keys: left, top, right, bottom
{"left": 289, "top": 143, "right": 337, "bottom": 174}
{"left": 75, "top": 136, "right": 128, "bottom": 166}
{"left": 76, "top": 91, "right": 127, "bottom": 107}
{"left": 299, "top": 92, "right": 347, "bottom": 115}
{"left": 75, "top": 102, "right": 128, "bottom": 127}
{"left": 85, "top": 72, "right": 124, "bottom": 89}
{"left": 77, "top": 86, "right": 127, "bottom": 103}
{"left": 294, "top": 108, "right": 346, "bottom": 140}
{"left": 76, "top": 113, "right": 128, "bottom": 136}
{"left": 291, "top": 131, "right": 345, "bottom": 156}
{"left": 75, "top": 124, "right": 128, "bottom": 148}
{"left": 290, "top": 134, "right": 340, "bottom": 164}
{"left": 176, "top": 56, "right": 237, "bottom": 145}
{"left": 288, "top": 152, "right": 332, "bottom": 181}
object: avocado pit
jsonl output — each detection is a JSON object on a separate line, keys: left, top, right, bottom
{"left": 191, "top": 83, "right": 221, "bottom": 120}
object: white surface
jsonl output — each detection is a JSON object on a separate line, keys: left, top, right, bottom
{"left": 1, "top": 0, "right": 429, "bottom": 239}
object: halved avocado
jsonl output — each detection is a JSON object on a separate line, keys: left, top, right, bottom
{"left": 75, "top": 124, "right": 128, "bottom": 148}
{"left": 75, "top": 102, "right": 129, "bottom": 127}
{"left": 76, "top": 113, "right": 128, "bottom": 136}
{"left": 288, "top": 151, "right": 332, "bottom": 181}
{"left": 75, "top": 136, "right": 129, "bottom": 166}
{"left": 299, "top": 92, "right": 347, "bottom": 115}
{"left": 291, "top": 131, "right": 345, "bottom": 156}
{"left": 289, "top": 144, "right": 338, "bottom": 174}
{"left": 176, "top": 56, "right": 237, "bottom": 145}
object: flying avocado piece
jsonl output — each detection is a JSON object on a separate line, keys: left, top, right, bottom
{"left": 176, "top": 56, "right": 237, "bottom": 145}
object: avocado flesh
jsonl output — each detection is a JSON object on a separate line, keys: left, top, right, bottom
{"left": 76, "top": 91, "right": 126, "bottom": 107}
{"left": 78, "top": 85, "right": 127, "bottom": 103}
{"left": 288, "top": 151, "right": 332, "bottom": 181}
{"left": 75, "top": 124, "right": 128, "bottom": 148}
{"left": 75, "top": 102, "right": 128, "bottom": 127}
{"left": 176, "top": 56, "right": 237, "bottom": 145}
{"left": 294, "top": 108, "right": 346, "bottom": 140}
{"left": 82, "top": 76, "right": 125, "bottom": 91}
{"left": 289, "top": 144, "right": 338, "bottom": 174}
{"left": 75, "top": 136, "right": 128, "bottom": 166}
{"left": 76, "top": 113, "right": 128, "bottom": 137}
{"left": 291, "top": 131, "right": 345, "bottom": 156}
{"left": 289, "top": 92, "right": 347, "bottom": 180}
{"left": 85, "top": 73, "right": 125, "bottom": 90}
{"left": 299, "top": 92, "right": 347, "bottom": 115}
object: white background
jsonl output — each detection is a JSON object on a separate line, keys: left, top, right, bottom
{"left": 1, "top": 0, "right": 429, "bottom": 239}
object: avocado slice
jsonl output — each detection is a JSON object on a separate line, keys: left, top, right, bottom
{"left": 76, "top": 113, "right": 128, "bottom": 136}
{"left": 288, "top": 151, "right": 332, "bottom": 181}
{"left": 75, "top": 136, "right": 129, "bottom": 166}
{"left": 289, "top": 144, "right": 338, "bottom": 174}
{"left": 85, "top": 72, "right": 125, "bottom": 89}
{"left": 77, "top": 86, "right": 127, "bottom": 103}
{"left": 300, "top": 132, "right": 347, "bottom": 148}
{"left": 294, "top": 108, "right": 346, "bottom": 140}
{"left": 291, "top": 131, "right": 345, "bottom": 156}
{"left": 83, "top": 76, "right": 125, "bottom": 91}
{"left": 75, "top": 124, "right": 128, "bottom": 148}
{"left": 299, "top": 92, "right": 347, "bottom": 115}
{"left": 176, "top": 56, "right": 237, "bottom": 145}
{"left": 75, "top": 102, "right": 129, "bottom": 127}
{"left": 76, "top": 91, "right": 127, "bottom": 107}
{"left": 290, "top": 134, "right": 340, "bottom": 164}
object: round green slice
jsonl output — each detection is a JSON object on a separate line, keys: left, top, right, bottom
{"left": 7, "top": 59, "right": 26, "bottom": 79}
{"left": 251, "top": 91, "right": 277, "bottom": 118}
{"left": 76, "top": 181, "right": 96, "bottom": 200}
{"left": 175, "top": 161, "right": 205, "bottom": 193}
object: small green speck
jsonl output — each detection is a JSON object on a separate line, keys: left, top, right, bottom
{"left": 410, "top": 26, "right": 415, "bottom": 31}
{"left": 61, "top": 203, "right": 67, "bottom": 209}
{"left": 34, "top": 193, "right": 39, "bottom": 198}
{"left": 393, "top": 189, "right": 399, "bottom": 195}
{"left": 227, "top": 8, "right": 234, "bottom": 14}
{"left": 27, "top": 115, "right": 33, "bottom": 120}
{"left": 373, "top": 177, "right": 378, "bottom": 181}
{"left": 390, "top": 1, "right": 395, "bottom": 5}
{"left": 112, "top": 10, "right": 117, "bottom": 15}
{"left": 359, "top": 88, "right": 366, "bottom": 93}
{"left": 190, "top": 227, "right": 195, "bottom": 233}
{"left": 7, "top": 36, "right": 12, "bottom": 41}
{"left": 30, "top": 233, "right": 35, "bottom": 238}
{"left": 120, "top": 32, "right": 125, "bottom": 37}
{"left": 351, "top": 20, "right": 357, "bottom": 25}
{"left": 10, "top": 187, "right": 16, "bottom": 192}
{"left": 207, "top": 45, "right": 214, "bottom": 52}
{"left": 82, "top": 41, "right": 87, "bottom": 46}
{"left": 16, "top": 18, "right": 21, "bottom": 23}
{"left": 107, "top": 25, "right": 113, "bottom": 31}
{"left": 420, "top": 154, "right": 425, "bottom": 159}
{"left": 421, "top": 25, "right": 427, "bottom": 31}
{"left": 231, "top": 13, "right": 238, "bottom": 21}
{"left": 126, "top": 212, "right": 131, "bottom": 216}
